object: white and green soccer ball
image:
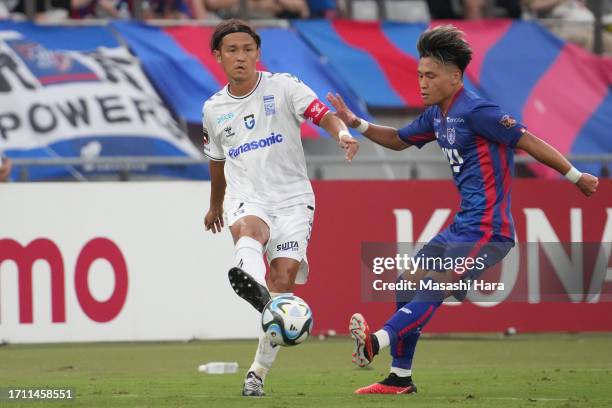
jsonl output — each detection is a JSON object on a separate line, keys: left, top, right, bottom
{"left": 261, "top": 295, "right": 313, "bottom": 346}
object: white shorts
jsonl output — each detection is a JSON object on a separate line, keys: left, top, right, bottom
{"left": 224, "top": 198, "right": 315, "bottom": 285}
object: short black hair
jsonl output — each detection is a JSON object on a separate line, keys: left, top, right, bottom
{"left": 417, "top": 25, "right": 472, "bottom": 73}
{"left": 210, "top": 19, "right": 261, "bottom": 52}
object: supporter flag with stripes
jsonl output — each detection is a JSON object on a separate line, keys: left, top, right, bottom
{"left": 294, "top": 19, "right": 612, "bottom": 176}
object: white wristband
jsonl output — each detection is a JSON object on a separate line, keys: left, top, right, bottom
{"left": 355, "top": 118, "right": 369, "bottom": 133}
{"left": 565, "top": 166, "right": 582, "bottom": 184}
{"left": 338, "top": 129, "right": 351, "bottom": 143}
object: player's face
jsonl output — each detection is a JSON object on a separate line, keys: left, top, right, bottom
{"left": 215, "top": 32, "right": 260, "bottom": 83}
{"left": 417, "top": 57, "right": 462, "bottom": 107}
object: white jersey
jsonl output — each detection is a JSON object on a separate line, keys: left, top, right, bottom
{"left": 203, "top": 71, "right": 326, "bottom": 209}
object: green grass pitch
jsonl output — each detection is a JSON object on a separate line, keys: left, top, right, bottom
{"left": 1, "top": 334, "right": 611, "bottom": 407}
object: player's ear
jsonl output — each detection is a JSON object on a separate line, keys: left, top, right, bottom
{"left": 214, "top": 50, "right": 222, "bottom": 64}
{"left": 452, "top": 68, "right": 462, "bottom": 85}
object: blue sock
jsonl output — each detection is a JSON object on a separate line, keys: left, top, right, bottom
{"left": 390, "top": 273, "right": 418, "bottom": 369}
{"left": 384, "top": 278, "right": 444, "bottom": 352}
{"left": 391, "top": 330, "right": 421, "bottom": 370}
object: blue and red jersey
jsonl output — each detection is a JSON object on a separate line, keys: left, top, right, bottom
{"left": 398, "top": 88, "right": 525, "bottom": 242}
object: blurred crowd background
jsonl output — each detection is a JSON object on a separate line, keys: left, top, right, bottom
{"left": 0, "top": 1, "right": 611, "bottom": 55}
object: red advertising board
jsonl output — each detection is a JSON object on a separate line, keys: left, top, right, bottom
{"left": 296, "top": 180, "right": 612, "bottom": 334}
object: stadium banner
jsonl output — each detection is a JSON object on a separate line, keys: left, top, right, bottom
{"left": 0, "top": 180, "right": 611, "bottom": 344}
{"left": 299, "top": 179, "right": 612, "bottom": 334}
{"left": 0, "top": 24, "right": 207, "bottom": 181}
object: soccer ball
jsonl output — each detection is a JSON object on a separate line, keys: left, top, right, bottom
{"left": 261, "top": 295, "right": 313, "bottom": 346}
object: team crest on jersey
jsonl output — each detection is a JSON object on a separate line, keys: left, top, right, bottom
{"left": 447, "top": 127, "right": 456, "bottom": 145}
{"left": 263, "top": 95, "right": 276, "bottom": 116}
{"left": 224, "top": 126, "right": 235, "bottom": 138}
{"left": 499, "top": 114, "right": 517, "bottom": 129}
{"left": 244, "top": 114, "right": 255, "bottom": 130}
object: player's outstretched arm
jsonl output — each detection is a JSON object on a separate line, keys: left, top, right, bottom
{"left": 204, "top": 160, "right": 226, "bottom": 233}
{"left": 327, "top": 92, "right": 410, "bottom": 151}
{"left": 516, "top": 130, "right": 598, "bottom": 197}
{"left": 318, "top": 110, "right": 359, "bottom": 161}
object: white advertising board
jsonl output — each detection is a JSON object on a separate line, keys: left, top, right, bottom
{"left": 0, "top": 182, "right": 260, "bottom": 343}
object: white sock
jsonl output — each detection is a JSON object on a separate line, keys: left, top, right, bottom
{"left": 248, "top": 328, "right": 280, "bottom": 382}
{"left": 248, "top": 292, "right": 290, "bottom": 381}
{"left": 248, "top": 329, "right": 280, "bottom": 382}
{"left": 234, "top": 236, "right": 267, "bottom": 287}
{"left": 390, "top": 366, "right": 412, "bottom": 377}
{"left": 374, "top": 329, "right": 390, "bottom": 350}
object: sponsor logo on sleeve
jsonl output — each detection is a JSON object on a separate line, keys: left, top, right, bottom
{"left": 499, "top": 114, "right": 517, "bottom": 129}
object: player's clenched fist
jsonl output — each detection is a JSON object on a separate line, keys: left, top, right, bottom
{"left": 577, "top": 173, "right": 598, "bottom": 197}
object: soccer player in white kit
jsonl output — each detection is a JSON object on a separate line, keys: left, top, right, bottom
{"left": 202, "top": 19, "right": 359, "bottom": 397}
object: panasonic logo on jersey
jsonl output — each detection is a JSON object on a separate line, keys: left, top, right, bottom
{"left": 228, "top": 133, "right": 284, "bottom": 158}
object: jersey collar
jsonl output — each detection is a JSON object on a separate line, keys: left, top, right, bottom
{"left": 226, "top": 71, "right": 262, "bottom": 100}
{"left": 441, "top": 86, "right": 464, "bottom": 117}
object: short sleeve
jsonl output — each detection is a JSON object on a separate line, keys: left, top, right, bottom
{"left": 397, "top": 108, "right": 436, "bottom": 149}
{"left": 467, "top": 103, "right": 526, "bottom": 148}
{"left": 202, "top": 104, "right": 225, "bottom": 161}
{"left": 282, "top": 74, "right": 325, "bottom": 123}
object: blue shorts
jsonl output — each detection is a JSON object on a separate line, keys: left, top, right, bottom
{"left": 415, "top": 223, "right": 514, "bottom": 282}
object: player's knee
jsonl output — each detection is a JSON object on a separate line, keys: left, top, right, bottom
{"left": 268, "top": 262, "right": 298, "bottom": 292}
{"left": 234, "top": 219, "right": 269, "bottom": 243}
{"left": 268, "top": 272, "right": 293, "bottom": 292}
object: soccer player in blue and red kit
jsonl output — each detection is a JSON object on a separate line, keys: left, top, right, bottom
{"left": 328, "top": 25, "right": 599, "bottom": 394}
